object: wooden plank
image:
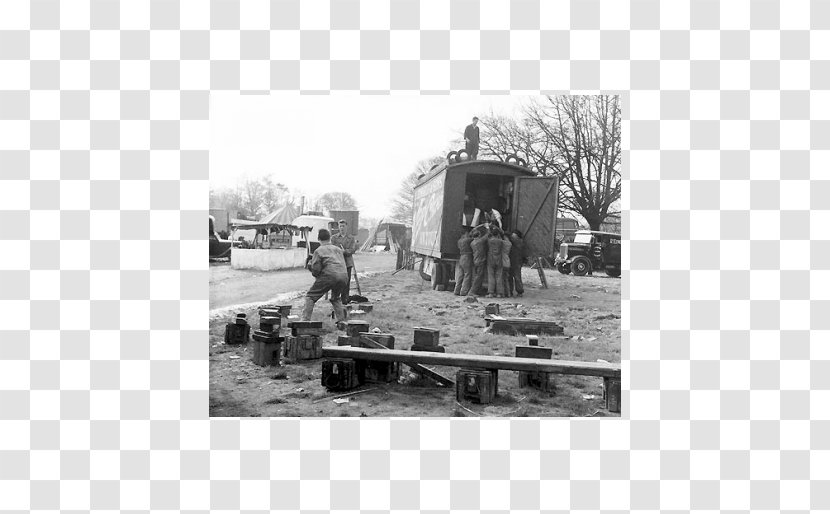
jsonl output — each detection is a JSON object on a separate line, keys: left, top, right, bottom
{"left": 322, "top": 347, "right": 621, "bottom": 379}
{"left": 358, "top": 337, "right": 454, "bottom": 387}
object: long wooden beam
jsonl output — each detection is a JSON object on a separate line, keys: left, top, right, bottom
{"left": 322, "top": 347, "right": 621, "bottom": 378}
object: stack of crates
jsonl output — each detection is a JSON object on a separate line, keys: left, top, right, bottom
{"left": 251, "top": 308, "right": 284, "bottom": 367}
{"left": 283, "top": 321, "right": 323, "bottom": 361}
{"left": 224, "top": 313, "right": 250, "bottom": 345}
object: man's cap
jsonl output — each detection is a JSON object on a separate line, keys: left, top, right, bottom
{"left": 472, "top": 116, "right": 479, "bottom": 121}
{"left": 338, "top": 219, "right": 347, "bottom": 224}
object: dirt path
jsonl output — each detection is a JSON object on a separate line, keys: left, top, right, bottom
{"left": 210, "top": 252, "right": 399, "bottom": 310}
{"left": 210, "top": 265, "right": 621, "bottom": 418}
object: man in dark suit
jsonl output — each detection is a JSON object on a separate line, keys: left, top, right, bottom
{"left": 464, "top": 116, "right": 480, "bottom": 160}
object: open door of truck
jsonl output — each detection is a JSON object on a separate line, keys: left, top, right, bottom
{"left": 513, "top": 176, "right": 560, "bottom": 260}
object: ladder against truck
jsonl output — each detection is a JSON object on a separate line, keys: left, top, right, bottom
{"left": 410, "top": 156, "right": 560, "bottom": 289}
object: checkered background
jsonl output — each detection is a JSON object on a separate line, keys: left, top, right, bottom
{"left": 1, "top": 0, "right": 827, "bottom": 510}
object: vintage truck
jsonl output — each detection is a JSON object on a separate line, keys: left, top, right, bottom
{"left": 411, "top": 156, "right": 560, "bottom": 289}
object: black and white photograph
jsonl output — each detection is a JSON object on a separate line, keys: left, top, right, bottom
{"left": 209, "top": 95, "right": 622, "bottom": 417}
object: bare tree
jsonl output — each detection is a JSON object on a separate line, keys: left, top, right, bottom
{"left": 260, "top": 176, "right": 289, "bottom": 215}
{"left": 316, "top": 192, "right": 358, "bottom": 212}
{"left": 390, "top": 156, "right": 444, "bottom": 223}
{"left": 479, "top": 96, "right": 621, "bottom": 230}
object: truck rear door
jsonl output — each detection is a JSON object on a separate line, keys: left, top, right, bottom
{"left": 513, "top": 176, "right": 560, "bottom": 259}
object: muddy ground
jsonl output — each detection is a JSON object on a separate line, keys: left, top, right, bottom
{"left": 209, "top": 258, "right": 621, "bottom": 418}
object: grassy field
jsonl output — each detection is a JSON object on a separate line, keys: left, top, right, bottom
{"left": 209, "top": 266, "right": 621, "bottom": 417}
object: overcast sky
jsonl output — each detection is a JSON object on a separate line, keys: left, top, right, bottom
{"left": 210, "top": 94, "right": 534, "bottom": 220}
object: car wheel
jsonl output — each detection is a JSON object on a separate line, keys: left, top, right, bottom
{"left": 557, "top": 263, "right": 571, "bottom": 275}
{"left": 606, "top": 266, "right": 621, "bottom": 278}
{"left": 571, "top": 256, "right": 591, "bottom": 276}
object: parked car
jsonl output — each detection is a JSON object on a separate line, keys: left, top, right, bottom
{"left": 554, "top": 230, "right": 621, "bottom": 277}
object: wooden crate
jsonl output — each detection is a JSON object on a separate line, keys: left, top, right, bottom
{"left": 251, "top": 341, "right": 282, "bottom": 367}
{"left": 321, "top": 358, "right": 362, "bottom": 391}
{"left": 283, "top": 335, "right": 322, "bottom": 361}
{"left": 456, "top": 369, "right": 498, "bottom": 404}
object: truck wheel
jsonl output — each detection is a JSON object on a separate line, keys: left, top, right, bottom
{"left": 455, "top": 149, "right": 470, "bottom": 162}
{"left": 518, "top": 158, "right": 527, "bottom": 168}
{"left": 571, "top": 256, "right": 591, "bottom": 276}
{"left": 606, "top": 266, "right": 621, "bottom": 278}
{"left": 557, "top": 262, "right": 571, "bottom": 275}
{"left": 505, "top": 153, "right": 520, "bottom": 164}
{"left": 446, "top": 151, "right": 457, "bottom": 161}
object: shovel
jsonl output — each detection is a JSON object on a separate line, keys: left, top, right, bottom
{"left": 352, "top": 264, "right": 362, "bottom": 296}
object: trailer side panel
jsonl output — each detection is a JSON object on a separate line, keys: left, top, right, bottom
{"left": 411, "top": 169, "right": 446, "bottom": 258}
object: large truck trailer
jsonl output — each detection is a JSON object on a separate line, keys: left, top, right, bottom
{"left": 411, "top": 157, "right": 560, "bottom": 288}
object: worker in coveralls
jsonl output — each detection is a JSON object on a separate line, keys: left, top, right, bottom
{"left": 468, "top": 225, "right": 490, "bottom": 297}
{"left": 464, "top": 116, "right": 480, "bottom": 160}
{"left": 302, "top": 229, "right": 348, "bottom": 324}
{"left": 486, "top": 225, "right": 505, "bottom": 298}
{"left": 508, "top": 229, "right": 525, "bottom": 297}
{"left": 500, "top": 232, "right": 512, "bottom": 297}
{"left": 331, "top": 219, "right": 357, "bottom": 304}
{"left": 453, "top": 227, "right": 474, "bottom": 296}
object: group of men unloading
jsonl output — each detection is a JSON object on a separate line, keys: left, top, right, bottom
{"left": 454, "top": 219, "right": 525, "bottom": 299}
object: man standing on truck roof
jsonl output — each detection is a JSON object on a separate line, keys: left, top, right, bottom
{"left": 464, "top": 116, "right": 480, "bottom": 160}
{"left": 468, "top": 225, "right": 490, "bottom": 297}
{"left": 486, "top": 225, "right": 505, "bottom": 298}
{"left": 331, "top": 219, "right": 357, "bottom": 304}
{"left": 302, "top": 229, "right": 348, "bottom": 324}
{"left": 453, "top": 227, "right": 474, "bottom": 296}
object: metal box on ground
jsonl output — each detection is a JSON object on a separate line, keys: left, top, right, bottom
{"left": 321, "top": 358, "right": 362, "bottom": 391}
{"left": 485, "top": 303, "right": 500, "bottom": 316}
{"left": 526, "top": 334, "right": 539, "bottom": 346}
{"left": 456, "top": 369, "right": 497, "bottom": 404}
{"left": 337, "top": 335, "right": 358, "bottom": 346}
{"left": 358, "top": 333, "right": 395, "bottom": 349}
{"left": 515, "top": 346, "right": 553, "bottom": 360}
{"left": 413, "top": 327, "right": 440, "bottom": 346}
{"left": 251, "top": 340, "right": 282, "bottom": 367}
{"left": 283, "top": 335, "right": 322, "bottom": 361}
{"left": 344, "top": 320, "right": 370, "bottom": 337}
{"left": 287, "top": 320, "right": 323, "bottom": 336}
